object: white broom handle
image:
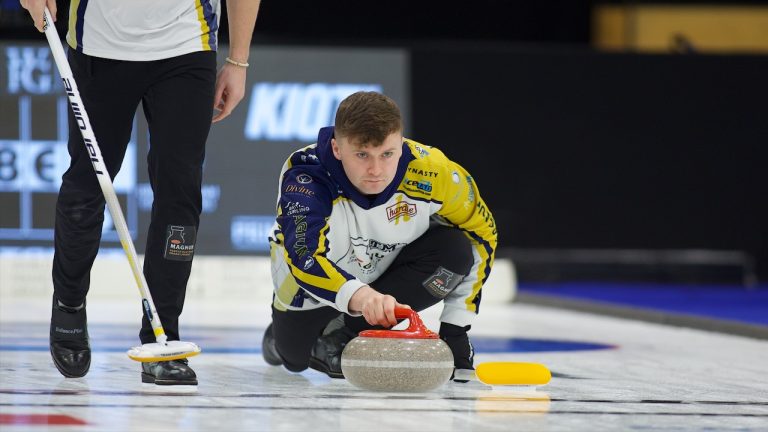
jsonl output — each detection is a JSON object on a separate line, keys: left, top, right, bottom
{"left": 42, "top": 8, "right": 168, "bottom": 345}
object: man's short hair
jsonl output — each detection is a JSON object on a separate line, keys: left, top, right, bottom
{"left": 334, "top": 91, "right": 402, "bottom": 147}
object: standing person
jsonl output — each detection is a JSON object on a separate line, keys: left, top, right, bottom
{"left": 20, "top": 0, "right": 260, "bottom": 386}
{"left": 262, "top": 91, "right": 497, "bottom": 380}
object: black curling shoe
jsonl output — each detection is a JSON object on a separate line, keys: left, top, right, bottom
{"left": 141, "top": 359, "right": 198, "bottom": 386}
{"left": 50, "top": 295, "right": 91, "bottom": 378}
{"left": 308, "top": 326, "right": 357, "bottom": 379}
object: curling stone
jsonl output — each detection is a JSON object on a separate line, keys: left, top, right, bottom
{"left": 341, "top": 307, "right": 454, "bottom": 392}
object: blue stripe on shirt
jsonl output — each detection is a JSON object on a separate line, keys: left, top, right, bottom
{"left": 75, "top": 0, "right": 89, "bottom": 52}
{"left": 201, "top": 0, "right": 218, "bottom": 51}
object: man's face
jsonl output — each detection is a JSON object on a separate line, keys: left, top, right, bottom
{"left": 331, "top": 132, "right": 403, "bottom": 195}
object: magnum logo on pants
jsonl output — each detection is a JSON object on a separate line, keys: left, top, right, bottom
{"left": 164, "top": 225, "right": 196, "bottom": 261}
{"left": 423, "top": 266, "right": 462, "bottom": 299}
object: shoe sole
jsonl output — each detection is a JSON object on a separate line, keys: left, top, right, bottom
{"left": 49, "top": 346, "right": 90, "bottom": 378}
{"left": 308, "top": 357, "right": 345, "bottom": 379}
{"left": 141, "top": 372, "right": 198, "bottom": 386}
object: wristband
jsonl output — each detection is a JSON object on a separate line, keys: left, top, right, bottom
{"left": 225, "top": 57, "right": 249, "bottom": 68}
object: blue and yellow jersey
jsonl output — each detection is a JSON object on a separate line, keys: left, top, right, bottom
{"left": 66, "top": 0, "right": 220, "bottom": 61}
{"left": 269, "top": 126, "right": 497, "bottom": 327}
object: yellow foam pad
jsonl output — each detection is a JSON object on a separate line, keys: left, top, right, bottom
{"left": 476, "top": 362, "right": 551, "bottom": 386}
{"left": 126, "top": 341, "right": 201, "bottom": 363}
{"left": 127, "top": 350, "right": 200, "bottom": 363}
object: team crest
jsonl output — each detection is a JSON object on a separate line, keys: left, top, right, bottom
{"left": 296, "top": 174, "right": 313, "bottom": 184}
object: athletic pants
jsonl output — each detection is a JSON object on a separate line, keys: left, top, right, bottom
{"left": 52, "top": 49, "right": 217, "bottom": 344}
{"left": 271, "top": 226, "right": 475, "bottom": 372}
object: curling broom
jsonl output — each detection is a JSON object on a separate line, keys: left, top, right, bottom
{"left": 42, "top": 8, "right": 201, "bottom": 363}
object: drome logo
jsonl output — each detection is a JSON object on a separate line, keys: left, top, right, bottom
{"left": 244, "top": 83, "right": 382, "bottom": 142}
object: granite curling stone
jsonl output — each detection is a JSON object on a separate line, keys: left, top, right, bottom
{"left": 341, "top": 307, "right": 454, "bottom": 392}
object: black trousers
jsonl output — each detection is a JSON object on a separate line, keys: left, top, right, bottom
{"left": 52, "top": 49, "right": 217, "bottom": 344}
{"left": 271, "top": 226, "right": 474, "bottom": 372}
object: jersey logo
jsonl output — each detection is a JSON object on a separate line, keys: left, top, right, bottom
{"left": 413, "top": 145, "right": 430, "bottom": 158}
{"left": 292, "top": 214, "right": 309, "bottom": 258}
{"left": 407, "top": 167, "right": 439, "bottom": 178}
{"left": 284, "top": 184, "right": 314, "bottom": 196}
{"left": 403, "top": 178, "right": 432, "bottom": 194}
{"left": 348, "top": 251, "right": 385, "bottom": 275}
{"left": 348, "top": 238, "right": 406, "bottom": 275}
{"left": 386, "top": 196, "right": 417, "bottom": 224}
{"left": 284, "top": 201, "right": 311, "bottom": 216}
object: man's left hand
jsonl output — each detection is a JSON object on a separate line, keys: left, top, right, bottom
{"left": 20, "top": 0, "right": 56, "bottom": 32}
{"left": 212, "top": 63, "right": 247, "bottom": 123}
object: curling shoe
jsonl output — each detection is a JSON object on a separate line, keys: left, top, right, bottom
{"left": 141, "top": 358, "right": 198, "bottom": 386}
{"left": 50, "top": 295, "right": 91, "bottom": 378}
{"left": 309, "top": 326, "right": 357, "bottom": 379}
{"left": 261, "top": 323, "right": 283, "bottom": 366}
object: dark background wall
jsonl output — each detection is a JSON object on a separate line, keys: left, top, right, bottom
{"left": 3, "top": 0, "right": 766, "bottom": 281}
{"left": 1, "top": 1, "right": 591, "bottom": 44}
{"left": 244, "top": 0, "right": 590, "bottom": 45}
{"left": 411, "top": 46, "right": 768, "bottom": 281}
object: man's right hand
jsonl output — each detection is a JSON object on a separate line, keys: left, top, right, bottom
{"left": 348, "top": 285, "right": 410, "bottom": 327}
{"left": 20, "top": 0, "right": 56, "bottom": 32}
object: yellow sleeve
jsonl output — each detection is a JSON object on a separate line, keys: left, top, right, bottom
{"left": 405, "top": 140, "right": 497, "bottom": 323}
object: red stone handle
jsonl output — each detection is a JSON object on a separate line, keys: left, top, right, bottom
{"left": 358, "top": 307, "right": 439, "bottom": 339}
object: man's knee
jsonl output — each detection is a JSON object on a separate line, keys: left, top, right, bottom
{"left": 419, "top": 228, "right": 474, "bottom": 299}
{"left": 282, "top": 359, "right": 310, "bottom": 373}
{"left": 56, "top": 195, "right": 106, "bottom": 228}
{"left": 271, "top": 308, "right": 338, "bottom": 373}
{"left": 429, "top": 227, "right": 474, "bottom": 275}
{"left": 271, "top": 328, "right": 312, "bottom": 373}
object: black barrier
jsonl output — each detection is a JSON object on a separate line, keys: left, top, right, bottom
{"left": 411, "top": 46, "right": 768, "bottom": 282}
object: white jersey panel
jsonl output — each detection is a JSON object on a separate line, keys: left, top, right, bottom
{"left": 66, "top": 0, "right": 221, "bottom": 61}
{"left": 325, "top": 195, "right": 434, "bottom": 285}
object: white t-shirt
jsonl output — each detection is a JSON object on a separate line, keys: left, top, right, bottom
{"left": 66, "top": 0, "right": 222, "bottom": 61}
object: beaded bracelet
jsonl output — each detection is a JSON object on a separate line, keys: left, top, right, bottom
{"left": 225, "top": 57, "right": 249, "bottom": 67}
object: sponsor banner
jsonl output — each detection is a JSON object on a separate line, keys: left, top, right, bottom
{"left": 230, "top": 215, "right": 275, "bottom": 252}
